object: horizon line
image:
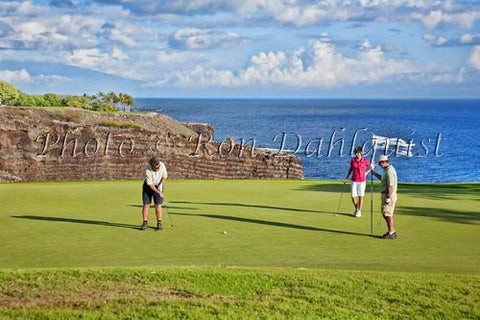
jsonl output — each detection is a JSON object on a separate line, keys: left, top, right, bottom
{"left": 133, "top": 97, "right": 480, "bottom": 100}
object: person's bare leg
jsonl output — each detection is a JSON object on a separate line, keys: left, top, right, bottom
{"left": 154, "top": 203, "right": 163, "bottom": 221}
{"left": 154, "top": 204, "right": 163, "bottom": 230}
{"left": 142, "top": 204, "right": 150, "bottom": 221}
{"left": 351, "top": 197, "right": 358, "bottom": 210}
{"left": 358, "top": 196, "right": 364, "bottom": 211}
{"left": 384, "top": 216, "right": 395, "bottom": 233}
{"left": 140, "top": 204, "right": 150, "bottom": 230}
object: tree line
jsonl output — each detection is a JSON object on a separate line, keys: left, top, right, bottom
{"left": 0, "top": 81, "right": 134, "bottom": 112}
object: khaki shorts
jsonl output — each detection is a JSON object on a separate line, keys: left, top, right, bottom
{"left": 381, "top": 193, "right": 397, "bottom": 217}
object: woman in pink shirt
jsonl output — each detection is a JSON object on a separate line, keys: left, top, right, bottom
{"left": 343, "top": 146, "right": 371, "bottom": 217}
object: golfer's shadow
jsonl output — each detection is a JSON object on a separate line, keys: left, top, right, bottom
{"left": 129, "top": 200, "right": 352, "bottom": 217}
{"left": 173, "top": 212, "right": 372, "bottom": 238}
{"left": 331, "top": 211, "right": 358, "bottom": 218}
{"left": 127, "top": 204, "right": 195, "bottom": 211}
{"left": 11, "top": 215, "right": 139, "bottom": 230}
{"left": 171, "top": 201, "right": 351, "bottom": 216}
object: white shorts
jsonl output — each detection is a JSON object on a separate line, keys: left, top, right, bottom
{"left": 351, "top": 181, "right": 366, "bottom": 197}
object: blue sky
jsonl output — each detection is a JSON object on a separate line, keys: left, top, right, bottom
{"left": 1, "top": 0, "right": 480, "bottom": 98}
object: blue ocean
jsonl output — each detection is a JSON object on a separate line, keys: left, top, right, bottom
{"left": 135, "top": 99, "right": 480, "bottom": 183}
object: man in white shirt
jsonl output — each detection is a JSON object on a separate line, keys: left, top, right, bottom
{"left": 141, "top": 156, "right": 168, "bottom": 231}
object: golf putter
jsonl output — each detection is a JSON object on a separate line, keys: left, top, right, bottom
{"left": 163, "top": 198, "right": 174, "bottom": 227}
{"left": 160, "top": 184, "right": 173, "bottom": 227}
{"left": 336, "top": 182, "right": 346, "bottom": 214}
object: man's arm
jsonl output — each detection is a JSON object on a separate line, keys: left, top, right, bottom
{"left": 371, "top": 169, "right": 382, "bottom": 180}
{"left": 158, "top": 177, "right": 167, "bottom": 196}
{"left": 384, "top": 185, "right": 394, "bottom": 204}
{"left": 148, "top": 183, "right": 162, "bottom": 195}
{"left": 365, "top": 160, "right": 372, "bottom": 175}
{"left": 385, "top": 185, "right": 394, "bottom": 198}
{"left": 146, "top": 170, "right": 164, "bottom": 196}
{"left": 158, "top": 164, "right": 168, "bottom": 196}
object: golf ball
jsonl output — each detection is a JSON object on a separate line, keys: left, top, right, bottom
{"left": 223, "top": 231, "right": 227, "bottom": 234}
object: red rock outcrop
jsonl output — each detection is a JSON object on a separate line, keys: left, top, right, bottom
{"left": 0, "top": 107, "right": 303, "bottom": 182}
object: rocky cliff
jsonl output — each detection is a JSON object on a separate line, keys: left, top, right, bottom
{"left": 0, "top": 107, "right": 303, "bottom": 182}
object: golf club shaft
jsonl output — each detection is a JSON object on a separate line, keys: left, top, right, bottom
{"left": 337, "top": 182, "right": 346, "bottom": 214}
{"left": 370, "top": 148, "right": 376, "bottom": 236}
{"left": 164, "top": 198, "right": 174, "bottom": 226}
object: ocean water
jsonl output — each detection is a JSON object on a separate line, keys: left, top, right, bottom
{"left": 135, "top": 99, "right": 480, "bottom": 183}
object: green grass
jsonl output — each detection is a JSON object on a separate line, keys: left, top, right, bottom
{"left": 0, "top": 180, "right": 479, "bottom": 273}
{"left": 0, "top": 180, "right": 479, "bottom": 319}
{"left": 99, "top": 119, "right": 144, "bottom": 130}
{"left": 1, "top": 267, "right": 478, "bottom": 319}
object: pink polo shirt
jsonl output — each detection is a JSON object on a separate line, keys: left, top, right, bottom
{"left": 350, "top": 157, "right": 370, "bottom": 182}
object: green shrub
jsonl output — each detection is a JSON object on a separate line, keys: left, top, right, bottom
{"left": 15, "top": 93, "right": 37, "bottom": 107}
{"left": 62, "top": 96, "right": 92, "bottom": 109}
{"left": 43, "top": 93, "right": 62, "bottom": 106}
{"left": 52, "top": 110, "right": 85, "bottom": 122}
{"left": 0, "top": 82, "right": 134, "bottom": 113}
{"left": 0, "top": 81, "right": 19, "bottom": 105}
{"left": 99, "top": 120, "right": 143, "bottom": 129}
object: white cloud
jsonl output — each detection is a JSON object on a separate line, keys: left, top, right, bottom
{"left": 259, "top": 2, "right": 330, "bottom": 27}
{"left": 66, "top": 48, "right": 114, "bottom": 69}
{"left": 414, "top": 9, "right": 480, "bottom": 29}
{"left": 104, "top": 27, "right": 138, "bottom": 49}
{"left": 460, "top": 33, "right": 480, "bottom": 45}
{"left": 435, "top": 36, "right": 447, "bottom": 46}
{"left": 62, "top": 47, "right": 200, "bottom": 82}
{"left": 84, "top": 0, "right": 480, "bottom": 29}
{"left": 0, "top": 67, "right": 71, "bottom": 92}
{"left": 169, "top": 28, "right": 244, "bottom": 50}
{"left": 1, "top": 0, "right": 478, "bottom": 96}
{"left": 468, "top": 46, "right": 480, "bottom": 70}
{"left": 424, "top": 32, "right": 480, "bottom": 47}
{"left": 161, "top": 38, "right": 471, "bottom": 89}
{"left": 0, "top": 69, "right": 31, "bottom": 82}
{"left": 0, "top": 3, "right": 144, "bottom": 52}
{"left": 155, "top": 50, "right": 203, "bottom": 67}
{"left": 263, "top": 0, "right": 480, "bottom": 29}
{"left": 0, "top": 14, "right": 101, "bottom": 51}
{"left": 13, "top": 0, "right": 48, "bottom": 16}
{"left": 461, "top": 33, "right": 474, "bottom": 44}
{"left": 166, "top": 39, "right": 420, "bottom": 87}
{"left": 63, "top": 47, "right": 152, "bottom": 80}
{"left": 171, "top": 65, "right": 235, "bottom": 86}
{"left": 421, "top": 63, "right": 465, "bottom": 83}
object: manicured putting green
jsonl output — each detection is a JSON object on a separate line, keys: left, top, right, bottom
{"left": 0, "top": 180, "right": 479, "bottom": 273}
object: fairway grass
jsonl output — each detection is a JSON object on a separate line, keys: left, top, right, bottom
{"left": 1, "top": 180, "right": 479, "bottom": 318}
{"left": 1, "top": 267, "right": 479, "bottom": 319}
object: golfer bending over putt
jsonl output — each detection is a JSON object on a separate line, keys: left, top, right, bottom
{"left": 141, "top": 156, "right": 167, "bottom": 231}
{"left": 371, "top": 155, "right": 398, "bottom": 239}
